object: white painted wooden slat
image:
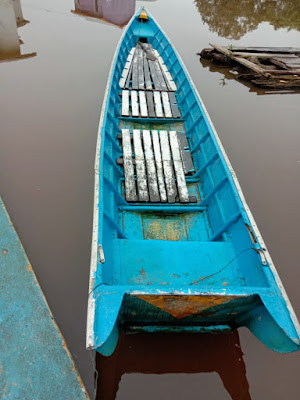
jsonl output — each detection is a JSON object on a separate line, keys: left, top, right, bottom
{"left": 153, "top": 91, "right": 163, "bottom": 118}
{"left": 121, "top": 90, "right": 129, "bottom": 117}
{"left": 133, "top": 129, "right": 149, "bottom": 202}
{"left": 137, "top": 46, "right": 145, "bottom": 90}
{"left": 169, "top": 131, "right": 189, "bottom": 203}
{"left": 161, "top": 92, "right": 172, "bottom": 118}
{"left": 159, "top": 130, "right": 177, "bottom": 203}
{"left": 142, "top": 130, "right": 160, "bottom": 202}
{"left": 139, "top": 91, "right": 148, "bottom": 117}
{"left": 131, "top": 90, "right": 139, "bottom": 117}
{"left": 119, "top": 48, "right": 136, "bottom": 88}
{"left": 152, "top": 130, "right": 167, "bottom": 202}
{"left": 122, "top": 129, "right": 137, "bottom": 202}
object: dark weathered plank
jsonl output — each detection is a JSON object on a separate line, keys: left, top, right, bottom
{"left": 143, "top": 52, "right": 153, "bottom": 90}
{"left": 176, "top": 132, "right": 195, "bottom": 174}
{"left": 133, "top": 129, "right": 149, "bottom": 202}
{"left": 125, "top": 63, "right": 133, "bottom": 89}
{"left": 148, "top": 59, "right": 162, "bottom": 90}
{"left": 137, "top": 46, "right": 145, "bottom": 90}
{"left": 228, "top": 46, "right": 300, "bottom": 54}
{"left": 159, "top": 130, "right": 177, "bottom": 203}
{"left": 132, "top": 46, "right": 139, "bottom": 90}
{"left": 169, "top": 131, "right": 189, "bottom": 203}
{"left": 152, "top": 130, "right": 167, "bottom": 202}
{"left": 122, "top": 129, "right": 137, "bottom": 202}
{"left": 153, "top": 60, "right": 168, "bottom": 91}
{"left": 168, "top": 92, "right": 181, "bottom": 118}
{"left": 146, "top": 91, "right": 155, "bottom": 118}
{"left": 142, "top": 130, "right": 160, "bottom": 202}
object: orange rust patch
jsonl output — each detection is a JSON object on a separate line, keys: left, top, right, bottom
{"left": 136, "top": 295, "right": 242, "bottom": 319}
{"left": 27, "top": 264, "right": 33, "bottom": 272}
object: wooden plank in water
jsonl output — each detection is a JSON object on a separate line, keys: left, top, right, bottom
{"left": 210, "top": 43, "right": 271, "bottom": 77}
{"left": 148, "top": 59, "right": 162, "bottom": 90}
{"left": 176, "top": 132, "right": 194, "bottom": 174}
{"left": 142, "top": 130, "right": 160, "bottom": 202}
{"left": 153, "top": 91, "right": 163, "bottom": 118}
{"left": 139, "top": 91, "right": 148, "bottom": 117}
{"left": 137, "top": 46, "right": 145, "bottom": 90}
{"left": 152, "top": 130, "right": 167, "bottom": 202}
{"left": 159, "top": 130, "right": 177, "bottom": 203}
{"left": 122, "top": 129, "right": 137, "bottom": 202}
{"left": 161, "top": 92, "right": 172, "bottom": 118}
{"left": 228, "top": 46, "right": 300, "bottom": 54}
{"left": 121, "top": 90, "right": 129, "bottom": 117}
{"left": 169, "top": 131, "right": 189, "bottom": 203}
{"left": 146, "top": 91, "right": 156, "bottom": 118}
{"left": 132, "top": 46, "right": 139, "bottom": 90}
{"left": 133, "top": 129, "right": 149, "bottom": 202}
{"left": 131, "top": 90, "right": 139, "bottom": 117}
{"left": 232, "top": 52, "right": 298, "bottom": 59}
{"left": 143, "top": 52, "right": 153, "bottom": 90}
{"left": 168, "top": 92, "right": 181, "bottom": 118}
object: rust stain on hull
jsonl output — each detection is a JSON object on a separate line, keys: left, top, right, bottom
{"left": 136, "top": 294, "right": 242, "bottom": 319}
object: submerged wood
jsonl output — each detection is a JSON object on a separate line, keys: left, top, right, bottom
{"left": 199, "top": 44, "right": 300, "bottom": 90}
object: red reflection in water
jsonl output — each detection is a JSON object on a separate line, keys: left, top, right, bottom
{"left": 96, "top": 331, "right": 251, "bottom": 400}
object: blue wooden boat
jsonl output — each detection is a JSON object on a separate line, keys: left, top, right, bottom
{"left": 86, "top": 8, "right": 300, "bottom": 356}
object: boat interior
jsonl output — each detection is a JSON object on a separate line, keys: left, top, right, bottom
{"left": 98, "top": 11, "right": 270, "bottom": 292}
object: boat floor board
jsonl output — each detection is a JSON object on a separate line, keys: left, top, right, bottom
{"left": 120, "top": 129, "right": 195, "bottom": 203}
{"left": 112, "top": 239, "right": 243, "bottom": 287}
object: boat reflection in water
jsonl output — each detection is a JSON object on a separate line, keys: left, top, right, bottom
{"left": 96, "top": 331, "right": 251, "bottom": 400}
{"left": 0, "top": 0, "right": 36, "bottom": 62}
{"left": 72, "top": 0, "right": 136, "bottom": 28}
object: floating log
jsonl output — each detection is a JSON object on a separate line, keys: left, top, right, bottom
{"left": 199, "top": 44, "right": 300, "bottom": 91}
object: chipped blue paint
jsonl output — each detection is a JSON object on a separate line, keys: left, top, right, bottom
{"left": 0, "top": 197, "right": 89, "bottom": 400}
{"left": 87, "top": 7, "right": 300, "bottom": 356}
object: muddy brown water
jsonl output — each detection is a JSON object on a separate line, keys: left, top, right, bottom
{"left": 1, "top": 0, "right": 300, "bottom": 398}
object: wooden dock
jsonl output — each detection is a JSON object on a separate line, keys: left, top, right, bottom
{"left": 0, "top": 197, "right": 90, "bottom": 399}
{"left": 199, "top": 44, "right": 300, "bottom": 90}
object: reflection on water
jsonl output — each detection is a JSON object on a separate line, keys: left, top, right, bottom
{"left": 72, "top": 0, "right": 136, "bottom": 27}
{"left": 96, "top": 332, "right": 251, "bottom": 400}
{"left": 194, "top": 0, "right": 300, "bottom": 39}
{"left": 0, "top": 0, "right": 35, "bottom": 61}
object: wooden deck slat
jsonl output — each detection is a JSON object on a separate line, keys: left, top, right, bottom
{"left": 121, "top": 90, "right": 130, "bottom": 117}
{"left": 152, "top": 130, "right": 167, "bottom": 202}
{"left": 168, "top": 92, "right": 181, "bottom": 118}
{"left": 159, "top": 130, "right": 177, "bottom": 203}
{"left": 142, "top": 130, "right": 160, "bottom": 202}
{"left": 119, "top": 47, "right": 135, "bottom": 88}
{"left": 131, "top": 90, "right": 139, "bottom": 117}
{"left": 125, "top": 63, "right": 133, "bottom": 89}
{"left": 169, "top": 131, "right": 189, "bottom": 203}
{"left": 176, "top": 132, "right": 194, "bottom": 174}
{"left": 122, "top": 129, "right": 137, "bottom": 202}
{"left": 153, "top": 60, "right": 168, "bottom": 91}
{"left": 148, "top": 59, "right": 162, "bottom": 90}
{"left": 139, "top": 91, "right": 148, "bottom": 117}
{"left": 137, "top": 46, "right": 145, "bottom": 90}
{"left": 146, "top": 91, "right": 156, "bottom": 118}
{"left": 161, "top": 92, "right": 172, "bottom": 118}
{"left": 153, "top": 91, "right": 164, "bottom": 118}
{"left": 143, "top": 52, "right": 153, "bottom": 90}
{"left": 133, "top": 129, "right": 149, "bottom": 202}
{"left": 153, "top": 49, "right": 177, "bottom": 91}
{"left": 132, "top": 46, "right": 139, "bottom": 90}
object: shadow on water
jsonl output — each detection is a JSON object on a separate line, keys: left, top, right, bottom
{"left": 96, "top": 331, "right": 251, "bottom": 400}
{"left": 194, "top": 0, "right": 300, "bottom": 39}
{"left": 72, "top": 0, "right": 136, "bottom": 28}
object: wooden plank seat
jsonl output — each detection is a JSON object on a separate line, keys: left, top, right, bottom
{"left": 119, "top": 129, "right": 195, "bottom": 203}
{"left": 121, "top": 90, "right": 181, "bottom": 118}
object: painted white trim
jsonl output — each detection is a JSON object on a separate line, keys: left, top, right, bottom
{"left": 86, "top": 13, "right": 136, "bottom": 349}
{"left": 145, "top": 9, "right": 300, "bottom": 339}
